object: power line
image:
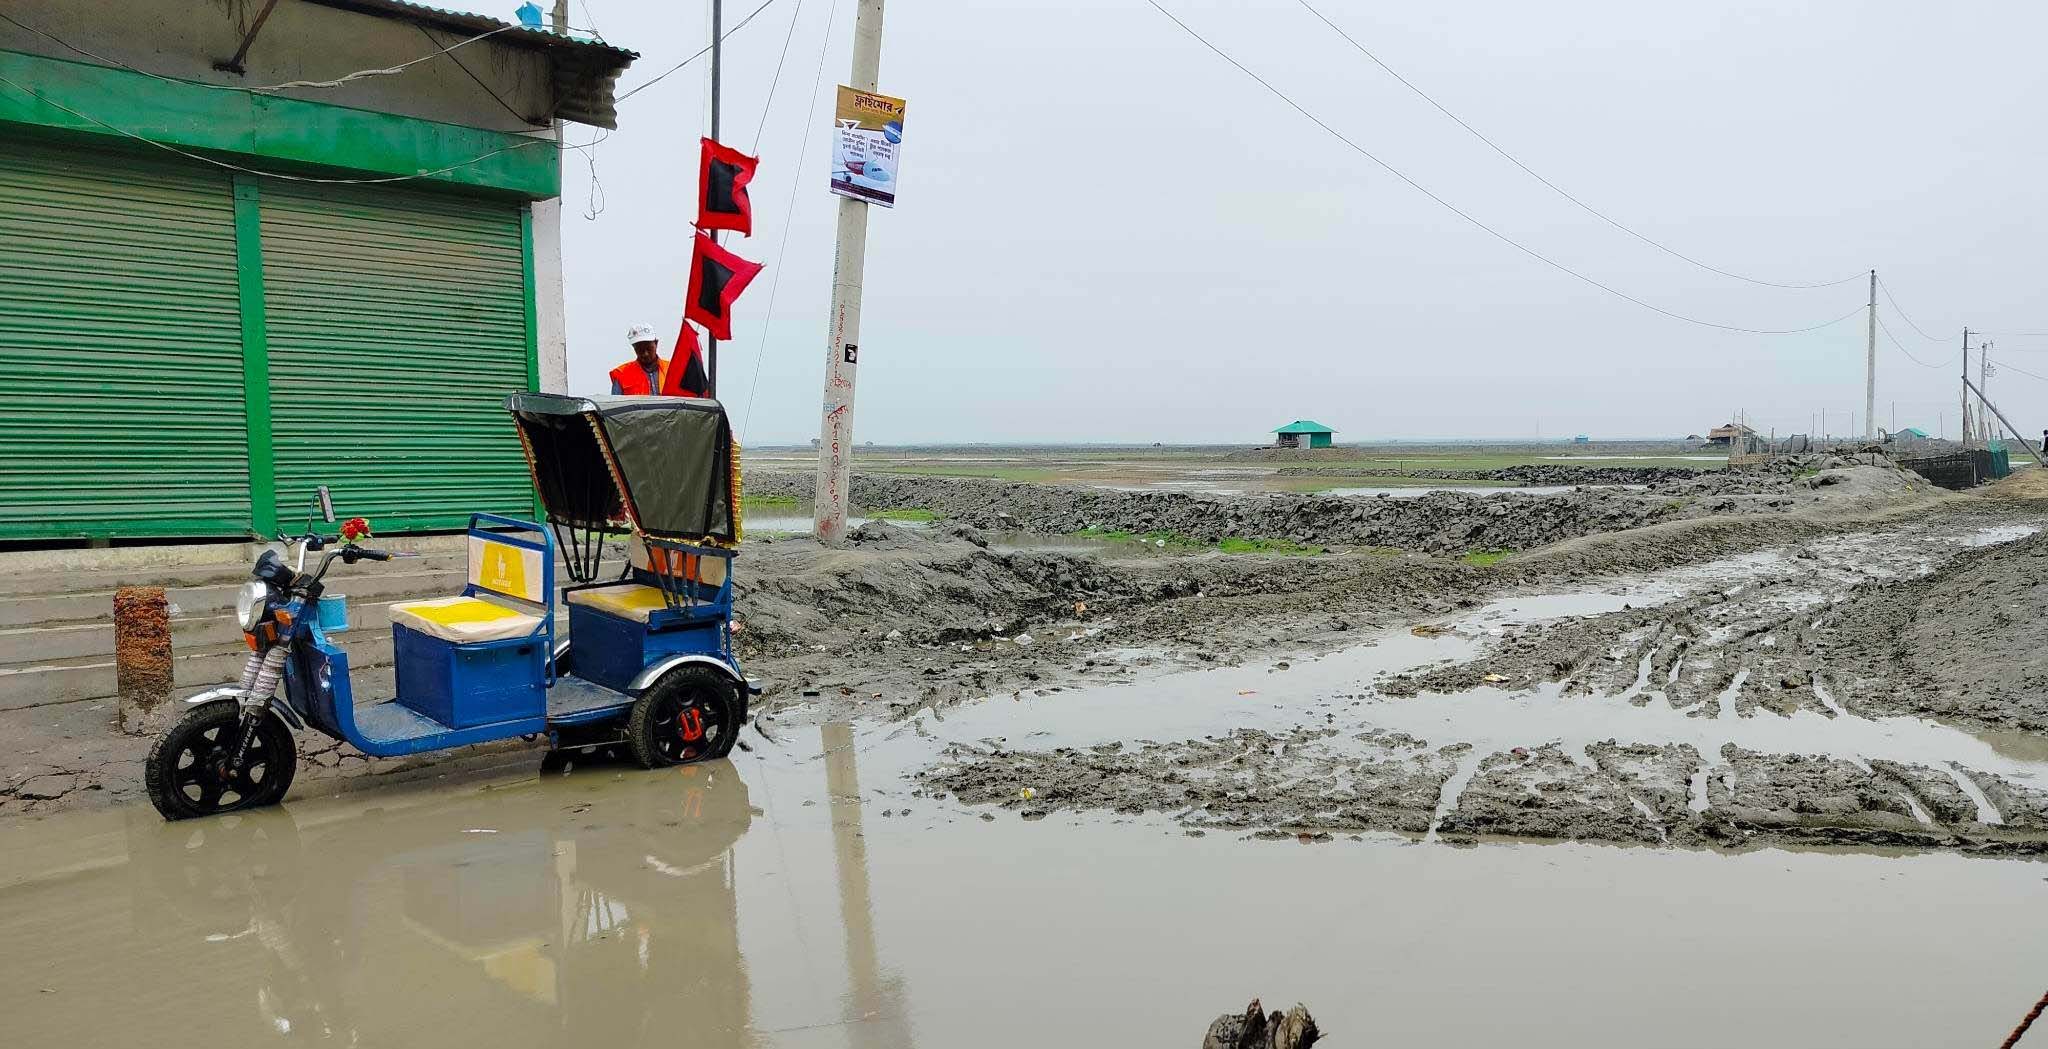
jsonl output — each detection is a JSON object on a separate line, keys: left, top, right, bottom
{"left": 614, "top": 0, "right": 780, "bottom": 103}
{"left": 1143, "top": 0, "right": 1865, "bottom": 336}
{"left": 1989, "top": 358, "right": 2048, "bottom": 385}
{"left": 418, "top": 25, "right": 542, "bottom": 126}
{"left": 1291, "top": 0, "right": 1864, "bottom": 292}
{"left": 742, "top": 0, "right": 840, "bottom": 443}
{"left": 1875, "top": 276, "right": 1950, "bottom": 342}
{"left": 752, "top": 0, "right": 807, "bottom": 151}
{"left": 1875, "top": 313, "right": 1959, "bottom": 369}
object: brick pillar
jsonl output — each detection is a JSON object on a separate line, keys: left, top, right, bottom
{"left": 114, "top": 586, "right": 173, "bottom": 732}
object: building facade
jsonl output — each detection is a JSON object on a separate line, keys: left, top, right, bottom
{"left": 0, "top": 0, "right": 632, "bottom": 541}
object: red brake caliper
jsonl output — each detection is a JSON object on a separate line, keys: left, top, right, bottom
{"left": 679, "top": 706, "right": 706, "bottom": 743}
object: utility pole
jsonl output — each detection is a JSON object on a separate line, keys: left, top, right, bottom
{"left": 813, "top": 0, "right": 886, "bottom": 543}
{"left": 1981, "top": 340, "right": 1993, "bottom": 441}
{"left": 1865, "top": 269, "right": 1876, "bottom": 440}
{"left": 705, "top": 0, "right": 723, "bottom": 396}
{"left": 1960, "top": 329, "right": 1972, "bottom": 448}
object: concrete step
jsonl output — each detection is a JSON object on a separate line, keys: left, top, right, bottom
{"left": 0, "top": 560, "right": 473, "bottom": 628}
{"left": 0, "top": 589, "right": 504, "bottom": 665}
{"left": 0, "top": 613, "right": 567, "bottom": 712}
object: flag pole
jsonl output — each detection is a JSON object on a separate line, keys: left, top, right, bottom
{"left": 813, "top": 0, "right": 886, "bottom": 543}
{"left": 706, "top": 0, "right": 722, "bottom": 396}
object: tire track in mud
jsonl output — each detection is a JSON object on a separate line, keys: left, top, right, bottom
{"left": 917, "top": 520, "right": 2048, "bottom": 855}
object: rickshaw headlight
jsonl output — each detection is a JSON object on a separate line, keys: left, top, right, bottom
{"left": 235, "top": 581, "right": 269, "bottom": 632}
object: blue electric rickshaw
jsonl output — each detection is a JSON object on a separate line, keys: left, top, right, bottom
{"left": 146, "top": 394, "right": 756, "bottom": 820}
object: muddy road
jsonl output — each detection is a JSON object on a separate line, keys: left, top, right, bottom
{"left": 7, "top": 466, "right": 2048, "bottom": 1046}
{"left": 914, "top": 517, "right": 2048, "bottom": 855}
{"left": 6, "top": 727, "right": 2048, "bottom": 1048}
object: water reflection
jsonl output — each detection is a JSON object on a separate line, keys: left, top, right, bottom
{"left": 121, "top": 764, "right": 761, "bottom": 1046}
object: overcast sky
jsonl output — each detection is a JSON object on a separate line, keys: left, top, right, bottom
{"left": 543, "top": 0, "right": 2048, "bottom": 444}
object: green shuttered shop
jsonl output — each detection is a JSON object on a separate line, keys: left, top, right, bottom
{"left": 0, "top": 133, "right": 542, "bottom": 541}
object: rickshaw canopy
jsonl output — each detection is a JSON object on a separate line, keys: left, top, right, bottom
{"left": 505, "top": 393, "right": 738, "bottom": 543}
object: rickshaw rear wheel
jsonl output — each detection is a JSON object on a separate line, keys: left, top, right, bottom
{"left": 626, "top": 666, "right": 740, "bottom": 769}
{"left": 145, "top": 700, "right": 298, "bottom": 821}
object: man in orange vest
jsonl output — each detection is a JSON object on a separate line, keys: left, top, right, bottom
{"left": 609, "top": 323, "right": 668, "bottom": 395}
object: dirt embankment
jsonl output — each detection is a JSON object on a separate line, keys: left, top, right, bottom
{"left": 748, "top": 461, "right": 1932, "bottom": 555}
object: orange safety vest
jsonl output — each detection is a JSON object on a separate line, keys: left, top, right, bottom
{"left": 609, "top": 357, "right": 669, "bottom": 395}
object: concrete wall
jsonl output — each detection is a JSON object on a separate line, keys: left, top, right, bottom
{"left": 1, "top": 0, "right": 576, "bottom": 392}
{"left": 1, "top": 0, "right": 553, "bottom": 132}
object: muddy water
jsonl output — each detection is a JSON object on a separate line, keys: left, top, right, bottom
{"left": 5, "top": 743, "right": 2048, "bottom": 1049}
{"left": 9, "top": 522, "right": 2048, "bottom": 1047}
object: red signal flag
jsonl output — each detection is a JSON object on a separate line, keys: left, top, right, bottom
{"left": 683, "top": 232, "right": 764, "bottom": 342}
{"left": 696, "top": 137, "right": 759, "bottom": 236}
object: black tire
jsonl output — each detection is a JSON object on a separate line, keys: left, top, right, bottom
{"left": 626, "top": 666, "right": 741, "bottom": 769}
{"left": 145, "top": 700, "right": 298, "bottom": 821}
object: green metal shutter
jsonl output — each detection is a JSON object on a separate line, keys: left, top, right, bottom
{"left": 259, "top": 182, "right": 533, "bottom": 532}
{"left": 0, "top": 136, "right": 250, "bottom": 539}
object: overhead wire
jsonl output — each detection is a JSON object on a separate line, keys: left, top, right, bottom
{"left": 1143, "top": 0, "right": 1865, "bottom": 336}
{"left": 417, "top": 25, "right": 543, "bottom": 126}
{"left": 613, "top": 0, "right": 781, "bottom": 103}
{"left": 1875, "top": 276, "right": 1951, "bottom": 342}
{"left": 752, "top": 0, "right": 807, "bottom": 151}
{"left": 1875, "top": 313, "right": 1960, "bottom": 369}
{"left": 742, "top": 0, "right": 841, "bottom": 443}
{"left": 1291, "top": 0, "right": 1865, "bottom": 292}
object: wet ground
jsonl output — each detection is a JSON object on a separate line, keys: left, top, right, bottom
{"left": 6, "top": 733, "right": 2048, "bottom": 1048}
{"left": 912, "top": 521, "right": 2048, "bottom": 855}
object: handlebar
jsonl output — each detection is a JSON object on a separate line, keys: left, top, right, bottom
{"left": 350, "top": 547, "right": 392, "bottom": 562}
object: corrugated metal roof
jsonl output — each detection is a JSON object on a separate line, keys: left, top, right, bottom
{"left": 301, "top": 0, "right": 637, "bottom": 129}
{"left": 1273, "top": 420, "right": 1336, "bottom": 434}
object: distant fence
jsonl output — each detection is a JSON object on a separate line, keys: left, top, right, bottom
{"left": 1897, "top": 449, "right": 2011, "bottom": 490}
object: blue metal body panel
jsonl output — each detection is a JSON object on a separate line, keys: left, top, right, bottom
{"left": 392, "top": 624, "right": 547, "bottom": 728}
{"left": 275, "top": 514, "right": 747, "bottom": 758}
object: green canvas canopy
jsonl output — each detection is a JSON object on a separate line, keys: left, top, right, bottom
{"left": 505, "top": 393, "right": 737, "bottom": 544}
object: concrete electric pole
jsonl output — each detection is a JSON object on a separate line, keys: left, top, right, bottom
{"left": 1865, "top": 270, "right": 1876, "bottom": 440}
{"left": 813, "top": 0, "right": 886, "bottom": 543}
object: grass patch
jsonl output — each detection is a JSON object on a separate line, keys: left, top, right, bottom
{"left": 1218, "top": 536, "right": 1320, "bottom": 555}
{"left": 1074, "top": 527, "right": 1203, "bottom": 547}
{"left": 868, "top": 507, "right": 938, "bottom": 522}
{"left": 742, "top": 493, "right": 800, "bottom": 509}
{"left": 1462, "top": 549, "right": 1512, "bottom": 567}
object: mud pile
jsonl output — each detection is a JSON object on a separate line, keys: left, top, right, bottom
{"left": 1270, "top": 464, "right": 1703, "bottom": 486}
{"left": 747, "top": 472, "right": 1685, "bottom": 553}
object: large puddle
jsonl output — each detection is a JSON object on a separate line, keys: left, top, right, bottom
{"left": 6, "top": 738, "right": 2047, "bottom": 1049}
{"left": 7, "top": 522, "right": 2048, "bottom": 1047}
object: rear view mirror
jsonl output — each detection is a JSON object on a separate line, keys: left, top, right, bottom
{"left": 316, "top": 485, "right": 335, "bottom": 523}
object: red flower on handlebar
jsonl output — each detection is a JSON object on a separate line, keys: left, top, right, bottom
{"left": 340, "top": 517, "right": 373, "bottom": 545}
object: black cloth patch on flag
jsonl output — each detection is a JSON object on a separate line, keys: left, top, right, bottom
{"left": 683, "top": 232, "right": 764, "bottom": 342}
{"left": 661, "top": 320, "right": 712, "bottom": 397}
{"left": 696, "top": 137, "right": 759, "bottom": 236}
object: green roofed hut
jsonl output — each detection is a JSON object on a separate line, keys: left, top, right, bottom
{"left": 1273, "top": 420, "right": 1336, "bottom": 449}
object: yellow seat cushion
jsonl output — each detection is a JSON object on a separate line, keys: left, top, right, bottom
{"left": 389, "top": 596, "right": 543, "bottom": 644}
{"left": 565, "top": 584, "right": 671, "bottom": 624}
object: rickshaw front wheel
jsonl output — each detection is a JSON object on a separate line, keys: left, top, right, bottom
{"left": 145, "top": 700, "right": 298, "bottom": 821}
{"left": 626, "top": 666, "right": 741, "bottom": 769}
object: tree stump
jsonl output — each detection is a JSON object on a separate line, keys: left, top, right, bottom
{"left": 115, "top": 586, "right": 173, "bottom": 732}
{"left": 1201, "top": 999, "right": 1321, "bottom": 1049}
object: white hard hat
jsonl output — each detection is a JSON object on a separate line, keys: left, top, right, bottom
{"left": 626, "top": 323, "right": 659, "bottom": 345}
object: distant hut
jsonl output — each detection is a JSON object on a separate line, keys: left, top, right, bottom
{"left": 1704, "top": 422, "right": 1757, "bottom": 448}
{"left": 1273, "top": 420, "right": 1336, "bottom": 449}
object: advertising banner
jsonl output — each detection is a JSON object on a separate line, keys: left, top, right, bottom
{"left": 829, "top": 85, "right": 905, "bottom": 207}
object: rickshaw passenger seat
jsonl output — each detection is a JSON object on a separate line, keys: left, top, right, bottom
{"left": 388, "top": 595, "right": 543, "bottom": 643}
{"left": 565, "top": 585, "right": 669, "bottom": 623}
